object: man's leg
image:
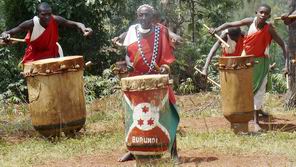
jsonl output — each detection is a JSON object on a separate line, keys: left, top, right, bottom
{"left": 253, "top": 75, "right": 268, "bottom": 132}
{"left": 118, "top": 152, "right": 135, "bottom": 162}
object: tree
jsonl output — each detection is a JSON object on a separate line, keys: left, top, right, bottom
{"left": 286, "top": 0, "right": 296, "bottom": 107}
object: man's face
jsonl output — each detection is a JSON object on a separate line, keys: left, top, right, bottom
{"left": 38, "top": 8, "right": 52, "bottom": 26}
{"left": 256, "top": 6, "right": 271, "bottom": 23}
{"left": 137, "top": 7, "right": 154, "bottom": 29}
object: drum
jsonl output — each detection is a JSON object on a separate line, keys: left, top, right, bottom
{"left": 219, "top": 55, "right": 255, "bottom": 133}
{"left": 121, "top": 74, "right": 172, "bottom": 156}
{"left": 24, "top": 55, "right": 86, "bottom": 137}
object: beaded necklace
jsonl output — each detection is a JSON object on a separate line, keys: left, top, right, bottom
{"left": 136, "top": 25, "right": 160, "bottom": 73}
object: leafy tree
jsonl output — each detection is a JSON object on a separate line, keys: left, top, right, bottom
{"left": 286, "top": 0, "right": 296, "bottom": 107}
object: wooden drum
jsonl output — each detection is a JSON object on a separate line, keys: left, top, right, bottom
{"left": 24, "top": 56, "right": 86, "bottom": 137}
{"left": 219, "top": 56, "right": 254, "bottom": 133}
{"left": 121, "top": 74, "right": 172, "bottom": 156}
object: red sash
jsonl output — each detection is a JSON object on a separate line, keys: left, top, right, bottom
{"left": 127, "top": 25, "right": 175, "bottom": 76}
{"left": 126, "top": 25, "right": 176, "bottom": 104}
{"left": 243, "top": 24, "right": 272, "bottom": 57}
{"left": 22, "top": 16, "right": 59, "bottom": 63}
{"left": 223, "top": 35, "right": 245, "bottom": 57}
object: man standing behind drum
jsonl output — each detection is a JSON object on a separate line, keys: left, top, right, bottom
{"left": 0, "top": 2, "right": 93, "bottom": 64}
{"left": 202, "top": 27, "right": 245, "bottom": 76}
{"left": 210, "top": 4, "right": 288, "bottom": 131}
{"left": 118, "top": 4, "right": 180, "bottom": 163}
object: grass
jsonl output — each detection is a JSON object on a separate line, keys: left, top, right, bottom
{"left": 0, "top": 92, "right": 296, "bottom": 166}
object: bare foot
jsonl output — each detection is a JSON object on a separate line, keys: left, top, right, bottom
{"left": 253, "top": 123, "right": 263, "bottom": 133}
{"left": 118, "top": 152, "right": 135, "bottom": 162}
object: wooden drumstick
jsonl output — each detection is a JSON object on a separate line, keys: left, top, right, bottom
{"left": 274, "top": 15, "right": 296, "bottom": 20}
{"left": 194, "top": 66, "right": 221, "bottom": 88}
{"left": 85, "top": 61, "right": 93, "bottom": 67}
{"left": 203, "top": 24, "right": 230, "bottom": 48}
{"left": 0, "top": 37, "right": 25, "bottom": 42}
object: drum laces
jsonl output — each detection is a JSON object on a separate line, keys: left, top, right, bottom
{"left": 136, "top": 25, "right": 160, "bottom": 73}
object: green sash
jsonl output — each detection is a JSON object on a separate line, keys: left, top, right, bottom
{"left": 253, "top": 57, "right": 269, "bottom": 94}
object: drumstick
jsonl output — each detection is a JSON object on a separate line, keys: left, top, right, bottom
{"left": 0, "top": 37, "right": 25, "bottom": 42}
{"left": 194, "top": 66, "right": 221, "bottom": 88}
{"left": 274, "top": 15, "right": 296, "bottom": 20}
{"left": 202, "top": 24, "right": 230, "bottom": 48}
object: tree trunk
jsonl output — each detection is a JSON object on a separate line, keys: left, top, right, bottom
{"left": 286, "top": 0, "right": 296, "bottom": 108}
{"left": 190, "top": 0, "right": 195, "bottom": 42}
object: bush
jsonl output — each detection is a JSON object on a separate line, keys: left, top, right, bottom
{"left": 84, "top": 69, "right": 119, "bottom": 102}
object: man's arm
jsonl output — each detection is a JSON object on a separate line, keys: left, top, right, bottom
{"left": 281, "top": 10, "right": 296, "bottom": 25}
{"left": 201, "top": 41, "right": 221, "bottom": 76}
{"left": 54, "top": 15, "right": 93, "bottom": 36}
{"left": 269, "top": 24, "right": 288, "bottom": 72}
{"left": 201, "top": 33, "right": 227, "bottom": 76}
{"left": 1, "top": 20, "right": 33, "bottom": 38}
{"left": 210, "top": 18, "right": 253, "bottom": 34}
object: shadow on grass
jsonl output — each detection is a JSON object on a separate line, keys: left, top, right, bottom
{"left": 135, "top": 156, "right": 218, "bottom": 166}
{"left": 259, "top": 116, "right": 296, "bottom": 132}
{"left": 179, "top": 156, "right": 218, "bottom": 165}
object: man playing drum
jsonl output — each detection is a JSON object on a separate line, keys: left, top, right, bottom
{"left": 202, "top": 27, "right": 245, "bottom": 76}
{"left": 210, "top": 4, "right": 288, "bottom": 132}
{"left": 1, "top": 2, "right": 93, "bottom": 64}
{"left": 118, "top": 4, "right": 180, "bottom": 163}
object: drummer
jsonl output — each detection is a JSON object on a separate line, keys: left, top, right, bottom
{"left": 210, "top": 4, "right": 288, "bottom": 132}
{"left": 0, "top": 2, "right": 93, "bottom": 64}
{"left": 201, "top": 27, "right": 245, "bottom": 76}
{"left": 118, "top": 4, "right": 180, "bottom": 163}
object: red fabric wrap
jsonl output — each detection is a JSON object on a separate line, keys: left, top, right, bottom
{"left": 222, "top": 35, "right": 245, "bottom": 57}
{"left": 243, "top": 24, "right": 272, "bottom": 57}
{"left": 127, "top": 25, "right": 176, "bottom": 104}
{"left": 127, "top": 25, "right": 175, "bottom": 76}
{"left": 22, "top": 16, "right": 59, "bottom": 63}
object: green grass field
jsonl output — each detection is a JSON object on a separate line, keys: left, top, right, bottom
{"left": 1, "top": 92, "right": 296, "bottom": 166}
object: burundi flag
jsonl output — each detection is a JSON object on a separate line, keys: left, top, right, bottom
{"left": 123, "top": 87, "right": 179, "bottom": 156}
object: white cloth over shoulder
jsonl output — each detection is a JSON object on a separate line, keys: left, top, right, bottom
{"left": 31, "top": 16, "right": 64, "bottom": 57}
{"left": 123, "top": 24, "right": 139, "bottom": 47}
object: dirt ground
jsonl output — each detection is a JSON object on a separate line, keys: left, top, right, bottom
{"left": 34, "top": 94, "right": 296, "bottom": 167}
{"left": 36, "top": 117, "right": 296, "bottom": 166}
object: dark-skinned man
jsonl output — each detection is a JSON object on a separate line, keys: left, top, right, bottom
{"left": 210, "top": 4, "right": 288, "bottom": 132}
{"left": 118, "top": 4, "right": 180, "bottom": 164}
{"left": 1, "top": 2, "right": 93, "bottom": 64}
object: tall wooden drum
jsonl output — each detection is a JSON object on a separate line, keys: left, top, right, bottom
{"left": 121, "top": 74, "right": 172, "bottom": 157}
{"left": 219, "top": 56, "right": 254, "bottom": 133}
{"left": 24, "top": 56, "right": 86, "bottom": 137}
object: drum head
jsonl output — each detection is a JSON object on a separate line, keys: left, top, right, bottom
{"left": 121, "top": 74, "right": 170, "bottom": 91}
{"left": 24, "top": 55, "right": 84, "bottom": 76}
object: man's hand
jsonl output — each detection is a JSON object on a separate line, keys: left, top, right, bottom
{"left": 281, "top": 13, "right": 294, "bottom": 25}
{"left": 160, "top": 64, "right": 170, "bottom": 74}
{"left": 82, "top": 27, "right": 93, "bottom": 37}
{"left": 201, "top": 67, "right": 208, "bottom": 76}
{"left": 1, "top": 32, "right": 10, "bottom": 41}
{"left": 208, "top": 28, "right": 217, "bottom": 35}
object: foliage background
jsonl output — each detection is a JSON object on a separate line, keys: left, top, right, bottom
{"left": 0, "top": 0, "right": 291, "bottom": 101}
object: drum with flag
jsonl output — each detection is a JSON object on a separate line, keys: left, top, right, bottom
{"left": 121, "top": 74, "right": 178, "bottom": 156}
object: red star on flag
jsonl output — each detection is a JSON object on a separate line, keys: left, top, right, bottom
{"left": 147, "top": 118, "right": 154, "bottom": 126}
{"left": 142, "top": 106, "right": 149, "bottom": 113}
{"left": 138, "top": 119, "right": 144, "bottom": 126}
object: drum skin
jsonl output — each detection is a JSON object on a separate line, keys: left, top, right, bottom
{"left": 121, "top": 74, "right": 170, "bottom": 156}
{"left": 24, "top": 56, "right": 86, "bottom": 137}
{"left": 219, "top": 56, "right": 254, "bottom": 129}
